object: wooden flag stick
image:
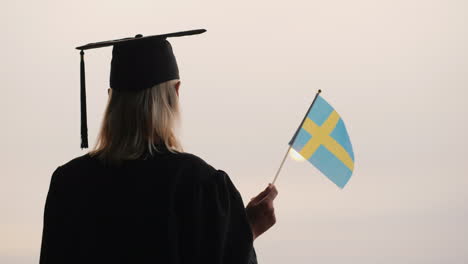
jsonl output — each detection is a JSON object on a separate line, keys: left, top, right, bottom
{"left": 271, "top": 145, "right": 292, "bottom": 184}
{"left": 271, "top": 89, "right": 322, "bottom": 185}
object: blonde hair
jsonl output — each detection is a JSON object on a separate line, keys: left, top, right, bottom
{"left": 89, "top": 79, "right": 183, "bottom": 165}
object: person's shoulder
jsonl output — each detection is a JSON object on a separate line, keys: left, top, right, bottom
{"left": 47, "top": 154, "right": 95, "bottom": 188}
{"left": 58, "top": 153, "right": 96, "bottom": 172}
{"left": 174, "top": 151, "right": 213, "bottom": 169}
{"left": 170, "top": 151, "right": 226, "bottom": 184}
{"left": 51, "top": 153, "right": 96, "bottom": 180}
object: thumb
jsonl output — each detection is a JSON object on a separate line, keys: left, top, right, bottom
{"left": 260, "top": 184, "right": 278, "bottom": 203}
{"left": 250, "top": 184, "right": 273, "bottom": 204}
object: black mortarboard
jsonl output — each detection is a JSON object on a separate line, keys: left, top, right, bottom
{"left": 75, "top": 29, "right": 206, "bottom": 149}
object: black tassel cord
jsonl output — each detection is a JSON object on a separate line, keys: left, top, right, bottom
{"left": 80, "top": 50, "right": 88, "bottom": 148}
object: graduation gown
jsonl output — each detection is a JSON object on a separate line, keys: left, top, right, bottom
{"left": 39, "top": 148, "right": 257, "bottom": 264}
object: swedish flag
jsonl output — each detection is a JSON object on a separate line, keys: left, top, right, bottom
{"left": 289, "top": 94, "right": 355, "bottom": 188}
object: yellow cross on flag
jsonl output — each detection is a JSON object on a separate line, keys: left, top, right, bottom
{"left": 289, "top": 94, "right": 355, "bottom": 188}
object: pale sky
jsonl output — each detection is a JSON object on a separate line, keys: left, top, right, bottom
{"left": 2, "top": 0, "right": 468, "bottom": 263}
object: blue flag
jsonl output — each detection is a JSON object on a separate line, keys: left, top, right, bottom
{"left": 289, "top": 95, "right": 355, "bottom": 188}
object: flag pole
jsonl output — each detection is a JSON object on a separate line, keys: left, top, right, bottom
{"left": 271, "top": 145, "right": 292, "bottom": 184}
{"left": 271, "top": 89, "right": 322, "bottom": 185}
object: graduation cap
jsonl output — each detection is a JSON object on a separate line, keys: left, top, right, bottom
{"left": 75, "top": 29, "right": 206, "bottom": 149}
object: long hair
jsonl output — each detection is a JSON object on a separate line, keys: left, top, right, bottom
{"left": 89, "top": 79, "right": 183, "bottom": 165}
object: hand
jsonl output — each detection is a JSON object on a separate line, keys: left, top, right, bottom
{"left": 245, "top": 183, "right": 278, "bottom": 240}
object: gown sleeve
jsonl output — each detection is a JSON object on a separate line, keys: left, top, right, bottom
{"left": 173, "top": 169, "right": 257, "bottom": 264}
{"left": 39, "top": 166, "right": 74, "bottom": 264}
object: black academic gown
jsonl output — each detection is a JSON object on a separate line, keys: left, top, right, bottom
{"left": 39, "top": 148, "right": 257, "bottom": 264}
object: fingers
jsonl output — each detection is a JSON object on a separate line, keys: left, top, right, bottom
{"left": 249, "top": 184, "right": 272, "bottom": 204}
{"left": 249, "top": 184, "right": 279, "bottom": 206}
{"left": 245, "top": 184, "right": 279, "bottom": 240}
{"left": 259, "top": 197, "right": 277, "bottom": 226}
{"left": 266, "top": 203, "right": 276, "bottom": 224}
{"left": 258, "top": 184, "right": 278, "bottom": 204}
{"left": 267, "top": 184, "right": 278, "bottom": 201}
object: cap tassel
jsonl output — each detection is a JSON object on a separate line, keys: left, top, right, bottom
{"left": 80, "top": 50, "right": 89, "bottom": 149}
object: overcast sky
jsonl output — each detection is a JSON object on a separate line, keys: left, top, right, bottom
{"left": 2, "top": 0, "right": 467, "bottom": 263}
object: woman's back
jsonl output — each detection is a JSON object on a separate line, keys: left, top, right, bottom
{"left": 39, "top": 148, "right": 256, "bottom": 264}
{"left": 39, "top": 29, "right": 277, "bottom": 264}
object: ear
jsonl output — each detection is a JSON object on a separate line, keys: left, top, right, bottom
{"left": 108, "top": 88, "right": 111, "bottom": 95}
{"left": 175, "top": 81, "right": 181, "bottom": 96}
